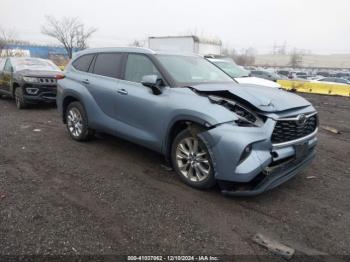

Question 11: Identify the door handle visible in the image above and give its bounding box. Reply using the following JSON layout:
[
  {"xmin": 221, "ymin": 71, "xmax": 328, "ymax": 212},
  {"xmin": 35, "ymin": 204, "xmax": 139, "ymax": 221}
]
[
  {"xmin": 117, "ymin": 88, "xmax": 128, "ymax": 95},
  {"xmin": 82, "ymin": 79, "xmax": 90, "ymax": 85}
]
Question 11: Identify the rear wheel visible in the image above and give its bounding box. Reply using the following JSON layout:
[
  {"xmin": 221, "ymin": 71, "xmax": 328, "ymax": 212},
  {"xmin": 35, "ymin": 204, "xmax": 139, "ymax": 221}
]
[
  {"xmin": 15, "ymin": 87, "xmax": 27, "ymax": 109},
  {"xmin": 65, "ymin": 101, "xmax": 95, "ymax": 141},
  {"xmin": 171, "ymin": 129, "xmax": 216, "ymax": 189}
]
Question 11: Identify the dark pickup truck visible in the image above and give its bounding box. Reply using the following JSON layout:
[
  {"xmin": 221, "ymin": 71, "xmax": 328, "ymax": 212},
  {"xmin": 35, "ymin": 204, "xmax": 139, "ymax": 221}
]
[{"xmin": 0, "ymin": 57, "xmax": 62, "ymax": 109}]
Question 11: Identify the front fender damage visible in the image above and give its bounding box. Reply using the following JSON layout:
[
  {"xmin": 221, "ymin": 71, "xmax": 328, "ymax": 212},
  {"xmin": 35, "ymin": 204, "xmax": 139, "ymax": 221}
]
[{"xmin": 195, "ymin": 120, "xmax": 276, "ymax": 195}]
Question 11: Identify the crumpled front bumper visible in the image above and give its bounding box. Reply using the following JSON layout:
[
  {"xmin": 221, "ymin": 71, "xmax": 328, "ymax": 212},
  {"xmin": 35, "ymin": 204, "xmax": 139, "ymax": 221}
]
[
  {"xmin": 199, "ymin": 117, "xmax": 317, "ymax": 196},
  {"xmin": 221, "ymin": 151, "xmax": 315, "ymax": 196}
]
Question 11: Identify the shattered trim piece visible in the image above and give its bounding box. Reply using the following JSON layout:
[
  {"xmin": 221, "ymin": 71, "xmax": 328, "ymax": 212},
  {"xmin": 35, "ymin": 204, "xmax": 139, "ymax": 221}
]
[{"xmin": 252, "ymin": 233, "xmax": 295, "ymax": 260}]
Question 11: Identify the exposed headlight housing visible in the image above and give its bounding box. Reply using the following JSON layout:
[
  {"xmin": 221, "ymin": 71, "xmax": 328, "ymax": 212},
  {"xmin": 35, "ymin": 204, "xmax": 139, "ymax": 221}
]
[
  {"xmin": 208, "ymin": 95, "xmax": 264, "ymax": 127},
  {"xmin": 22, "ymin": 76, "xmax": 40, "ymax": 83}
]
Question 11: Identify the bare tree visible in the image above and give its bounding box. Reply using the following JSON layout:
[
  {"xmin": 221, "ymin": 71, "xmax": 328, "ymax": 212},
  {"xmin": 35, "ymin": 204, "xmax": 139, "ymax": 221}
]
[
  {"xmin": 234, "ymin": 47, "xmax": 256, "ymax": 66},
  {"xmin": 221, "ymin": 46, "xmax": 256, "ymax": 66},
  {"xmin": 41, "ymin": 16, "xmax": 97, "ymax": 58},
  {"xmin": 221, "ymin": 47, "xmax": 236, "ymax": 57},
  {"xmin": 0, "ymin": 27, "xmax": 17, "ymax": 56}
]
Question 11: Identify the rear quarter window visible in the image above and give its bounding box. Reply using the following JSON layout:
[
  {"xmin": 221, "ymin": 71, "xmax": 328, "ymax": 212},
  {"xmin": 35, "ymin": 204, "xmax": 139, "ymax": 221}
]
[
  {"xmin": 92, "ymin": 53, "xmax": 123, "ymax": 79},
  {"xmin": 72, "ymin": 54, "xmax": 94, "ymax": 72}
]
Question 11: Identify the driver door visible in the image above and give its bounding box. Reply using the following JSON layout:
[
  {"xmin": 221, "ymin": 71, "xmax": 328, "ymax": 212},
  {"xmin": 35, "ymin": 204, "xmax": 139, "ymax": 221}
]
[
  {"xmin": 0, "ymin": 58, "xmax": 12, "ymax": 94},
  {"xmin": 112, "ymin": 53, "xmax": 167, "ymax": 150}
]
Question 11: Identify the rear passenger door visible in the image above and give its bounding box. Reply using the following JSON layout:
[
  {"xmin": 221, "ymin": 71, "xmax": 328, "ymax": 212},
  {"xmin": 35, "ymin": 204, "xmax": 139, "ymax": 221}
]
[
  {"xmin": 85, "ymin": 53, "xmax": 124, "ymax": 119},
  {"xmin": 71, "ymin": 52, "xmax": 124, "ymax": 120}
]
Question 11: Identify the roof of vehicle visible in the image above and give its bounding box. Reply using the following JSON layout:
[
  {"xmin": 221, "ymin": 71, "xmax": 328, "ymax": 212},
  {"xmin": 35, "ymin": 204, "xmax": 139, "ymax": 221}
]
[
  {"xmin": 207, "ymin": 58, "xmax": 229, "ymax": 63},
  {"xmin": 74, "ymin": 47, "xmax": 201, "ymax": 58}
]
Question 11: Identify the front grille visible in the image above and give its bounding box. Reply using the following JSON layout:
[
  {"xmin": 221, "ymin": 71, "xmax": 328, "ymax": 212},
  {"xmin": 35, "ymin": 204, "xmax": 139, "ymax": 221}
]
[
  {"xmin": 271, "ymin": 114, "xmax": 318, "ymax": 144},
  {"xmin": 38, "ymin": 85, "xmax": 57, "ymax": 92}
]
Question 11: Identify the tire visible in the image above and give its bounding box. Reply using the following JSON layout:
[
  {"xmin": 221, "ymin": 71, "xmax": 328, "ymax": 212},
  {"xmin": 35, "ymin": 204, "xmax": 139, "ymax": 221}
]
[
  {"xmin": 65, "ymin": 101, "xmax": 95, "ymax": 141},
  {"xmin": 15, "ymin": 87, "xmax": 27, "ymax": 109},
  {"xmin": 171, "ymin": 128, "xmax": 216, "ymax": 189}
]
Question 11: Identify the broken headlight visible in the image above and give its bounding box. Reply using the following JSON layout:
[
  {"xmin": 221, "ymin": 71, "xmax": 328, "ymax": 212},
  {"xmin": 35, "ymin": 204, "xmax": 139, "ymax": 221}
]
[
  {"xmin": 208, "ymin": 95, "xmax": 264, "ymax": 127},
  {"xmin": 22, "ymin": 76, "xmax": 40, "ymax": 83}
]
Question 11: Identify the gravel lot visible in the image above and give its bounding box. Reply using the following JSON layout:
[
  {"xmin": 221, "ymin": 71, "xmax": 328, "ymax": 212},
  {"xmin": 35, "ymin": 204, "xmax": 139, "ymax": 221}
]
[{"xmin": 0, "ymin": 93, "xmax": 349, "ymax": 258}]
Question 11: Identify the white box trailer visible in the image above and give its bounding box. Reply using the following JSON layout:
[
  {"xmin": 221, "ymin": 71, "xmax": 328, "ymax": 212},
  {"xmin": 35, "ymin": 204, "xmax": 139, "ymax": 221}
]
[{"xmin": 148, "ymin": 36, "xmax": 222, "ymax": 56}]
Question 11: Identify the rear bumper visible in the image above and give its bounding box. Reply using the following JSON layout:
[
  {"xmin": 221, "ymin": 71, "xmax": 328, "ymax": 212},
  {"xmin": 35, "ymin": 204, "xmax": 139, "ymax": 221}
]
[{"xmin": 221, "ymin": 150, "xmax": 315, "ymax": 196}]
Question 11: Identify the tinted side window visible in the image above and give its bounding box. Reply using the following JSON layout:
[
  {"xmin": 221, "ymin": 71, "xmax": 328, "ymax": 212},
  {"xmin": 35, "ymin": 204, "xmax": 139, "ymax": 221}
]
[
  {"xmin": 72, "ymin": 54, "xmax": 94, "ymax": 72},
  {"xmin": 4, "ymin": 59, "xmax": 12, "ymax": 72},
  {"xmin": 124, "ymin": 54, "xmax": 160, "ymax": 83},
  {"xmin": 93, "ymin": 53, "xmax": 123, "ymax": 79},
  {"xmin": 0, "ymin": 59, "xmax": 5, "ymax": 71}
]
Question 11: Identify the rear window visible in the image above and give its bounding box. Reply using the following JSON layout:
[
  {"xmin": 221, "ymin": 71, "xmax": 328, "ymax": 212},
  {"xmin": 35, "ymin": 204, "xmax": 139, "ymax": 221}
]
[
  {"xmin": 72, "ymin": 54, "xmax": 94, "ymax": 72},
  {"xmin": 92, "ymin": 53, "xmax": 123, "ymax": 79}
]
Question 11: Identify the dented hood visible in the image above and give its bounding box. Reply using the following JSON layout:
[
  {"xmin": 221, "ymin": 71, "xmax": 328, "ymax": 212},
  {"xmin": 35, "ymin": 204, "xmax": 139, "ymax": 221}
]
[
  {"xmin": 191, "ymin": 83, "xmax": 311, "ymax": 112},
  {"xmin": 18, "ymin": 69, "xmax": 60, "ymax": 78}
]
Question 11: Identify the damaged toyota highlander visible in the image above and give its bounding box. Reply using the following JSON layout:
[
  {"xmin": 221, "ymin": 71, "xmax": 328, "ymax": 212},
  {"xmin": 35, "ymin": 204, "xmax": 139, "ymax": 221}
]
[{"xmin": 57, "ymin": 47, "xmax": 318, "ymax": 196}]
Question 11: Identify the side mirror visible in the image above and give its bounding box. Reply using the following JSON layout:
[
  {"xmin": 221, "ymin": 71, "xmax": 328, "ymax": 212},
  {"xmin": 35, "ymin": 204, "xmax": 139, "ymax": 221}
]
[{"xmin": 141, "ymin": 75, "xmax": 163, "ymax": 95}]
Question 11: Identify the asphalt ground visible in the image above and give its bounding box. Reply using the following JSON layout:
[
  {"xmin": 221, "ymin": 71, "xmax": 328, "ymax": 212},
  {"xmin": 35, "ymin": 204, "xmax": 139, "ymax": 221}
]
[{"xmin": 0, "ymin": 93, "xmax": 349, "ymax": 260}]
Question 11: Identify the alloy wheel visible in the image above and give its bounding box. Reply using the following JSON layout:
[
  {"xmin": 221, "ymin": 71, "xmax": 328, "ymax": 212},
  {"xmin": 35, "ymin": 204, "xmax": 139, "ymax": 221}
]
[
  {"xmin": 15, "ymin": 95, "xmax": 20, "ymax": 108},
  {"xmin": 175, "ymin": 137, "xmax": 211, "ymax": 182},
  {"xmin": 67, "ymin": 107, "xmax": 83, "ymax": 137}
]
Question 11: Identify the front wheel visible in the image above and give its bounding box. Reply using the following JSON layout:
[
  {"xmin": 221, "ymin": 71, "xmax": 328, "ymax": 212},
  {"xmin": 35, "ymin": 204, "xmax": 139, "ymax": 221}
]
[
  {"xmin": 65, "ymin": 101, "xmax": 95, "ymax": 141},
  {"xmin": 15, "ymin": 88, "xmax": 27, "ymax": 109},
  {"xmin": 171, "ymin": 129, "xmax": 216, "ymax": 189}
]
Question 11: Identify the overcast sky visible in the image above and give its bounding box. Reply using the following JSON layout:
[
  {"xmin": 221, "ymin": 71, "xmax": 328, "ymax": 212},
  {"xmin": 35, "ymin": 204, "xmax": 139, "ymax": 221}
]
[{"xmin": 1, "ymin": 0, "xmax": 349, "ymax": 54}]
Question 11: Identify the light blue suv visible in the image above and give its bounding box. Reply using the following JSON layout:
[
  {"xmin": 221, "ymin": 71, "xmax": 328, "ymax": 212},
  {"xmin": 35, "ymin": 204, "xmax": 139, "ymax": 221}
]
[{"xmin": 57, "ymin": 47, "xmax": 318, "ymax": 196}]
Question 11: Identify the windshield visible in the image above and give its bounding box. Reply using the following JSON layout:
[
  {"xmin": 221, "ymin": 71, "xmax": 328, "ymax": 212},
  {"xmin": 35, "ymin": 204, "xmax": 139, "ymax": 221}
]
[
  {"xmin": 212, "ymin": 60, "xmax": 250, "ymax": 78},
  {"xmin": 156, "ymin": 55, "xmax": 234, "ymax": 85},
  {"xmin": 12, "ymin": 58, "xmax": 61, "ymax": 72}
]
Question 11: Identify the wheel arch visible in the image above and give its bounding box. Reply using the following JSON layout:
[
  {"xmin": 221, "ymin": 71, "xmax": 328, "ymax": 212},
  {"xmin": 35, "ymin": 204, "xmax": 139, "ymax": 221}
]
[
  {"xmin": 164, "ymin": 118, "xmax": 211, "ymax": 162},
  {"xmin": 62, "ymin": 95, "xmax": 81, "ymax": 123},
  {"xmin": 12, "ymin": 82, "xmax": 20, "ymax": 98}
]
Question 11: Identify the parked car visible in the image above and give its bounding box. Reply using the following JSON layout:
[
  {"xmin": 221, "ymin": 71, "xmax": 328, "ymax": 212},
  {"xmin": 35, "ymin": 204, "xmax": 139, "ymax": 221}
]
[
  {"xmin": 250, "ymin": 70, "xmax": 283, "ymax": 82},
  {"xmin": 316, "ymin": 77, "xmax": 350, "ymax": 85},
  {"xmin": 207, "ymin": 58, "xmax": 282, "ymax": 89},
  {"xmin": 316, "ymin": 71, "xmax": 330, "ymax": 77},
  {"xmin": 294, "ymin": 72, "xmax": 308, "ymax": 79},
  {"xmin": 277, "ymin": 70, "xmax": 291, "ymax": 78},
  {"xmin": 57, "ymin": 47, "xmax": 318, "ymax": 196},
  {"xmin": 334, "ymin": 72, "xmax": 350, "ymax": 78},
  {"xmin": 0, "ymin": 57, "xmax": 62, "ymax": 109}
]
